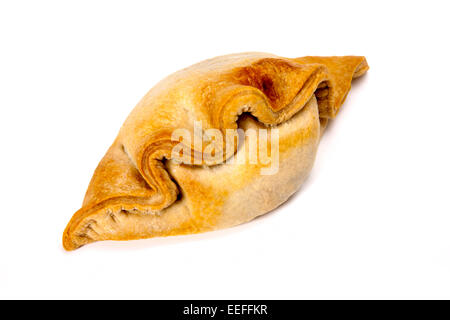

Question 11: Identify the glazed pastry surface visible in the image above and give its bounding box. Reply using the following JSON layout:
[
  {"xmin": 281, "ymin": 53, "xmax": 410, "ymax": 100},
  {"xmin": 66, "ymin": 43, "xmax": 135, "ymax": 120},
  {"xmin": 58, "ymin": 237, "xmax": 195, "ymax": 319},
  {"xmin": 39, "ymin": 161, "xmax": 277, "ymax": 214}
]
[{"xmin": 63, "ymin": 52, "xmax": 369, "ymax": 250}]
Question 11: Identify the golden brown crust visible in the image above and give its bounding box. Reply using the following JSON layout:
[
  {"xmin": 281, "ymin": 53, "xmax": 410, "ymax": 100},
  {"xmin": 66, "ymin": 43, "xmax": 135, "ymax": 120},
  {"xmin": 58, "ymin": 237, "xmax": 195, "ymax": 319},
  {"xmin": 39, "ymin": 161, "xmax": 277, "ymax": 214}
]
[{"xmin": 63, "ymin": 52, "xmax": 368, "ymax": 250}]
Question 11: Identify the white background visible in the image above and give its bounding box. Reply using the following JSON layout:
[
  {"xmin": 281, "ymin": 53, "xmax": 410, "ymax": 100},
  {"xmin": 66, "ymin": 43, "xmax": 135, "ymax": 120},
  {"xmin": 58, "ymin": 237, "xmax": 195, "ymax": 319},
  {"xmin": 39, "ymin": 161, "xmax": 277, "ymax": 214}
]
[{"xmin": 1, "ymin": 0, "xmax": 449, "ymax": 299}]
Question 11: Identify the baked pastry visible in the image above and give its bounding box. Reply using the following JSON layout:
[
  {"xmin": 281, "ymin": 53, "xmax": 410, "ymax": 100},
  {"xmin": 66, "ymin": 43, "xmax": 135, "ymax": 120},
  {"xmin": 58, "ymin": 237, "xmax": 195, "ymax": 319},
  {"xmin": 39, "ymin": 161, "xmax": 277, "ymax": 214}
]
[{"xmin": 63, "ymin": 52, "xmax": 368, "ymax": 250}]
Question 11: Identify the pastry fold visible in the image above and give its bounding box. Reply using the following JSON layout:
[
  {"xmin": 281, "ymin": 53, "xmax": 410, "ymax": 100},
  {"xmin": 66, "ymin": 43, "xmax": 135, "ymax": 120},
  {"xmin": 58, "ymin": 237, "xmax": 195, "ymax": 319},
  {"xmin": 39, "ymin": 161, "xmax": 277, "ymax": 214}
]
[{"xmin": 63, "ymin": 52, "xmax": 368, "ymax": 250}]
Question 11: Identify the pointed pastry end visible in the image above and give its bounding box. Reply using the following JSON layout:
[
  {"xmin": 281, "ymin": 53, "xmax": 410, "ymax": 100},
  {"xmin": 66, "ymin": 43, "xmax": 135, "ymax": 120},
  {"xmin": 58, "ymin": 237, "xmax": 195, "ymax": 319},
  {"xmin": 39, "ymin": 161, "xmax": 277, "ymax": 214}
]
[
  {"xmin": 62, "ymin": 231, "xmax": 78, "ymax": 251},
  {"xmin": 62, "ymin": 222, "xmax": 96, "ymax": 251},
  {"xmin": 353, "ymin": 56, "xmax": 369, "ymax": 78},
  {"xmin": 63, "ymin": 229, "xmax": 85, "ymax": 251}
]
